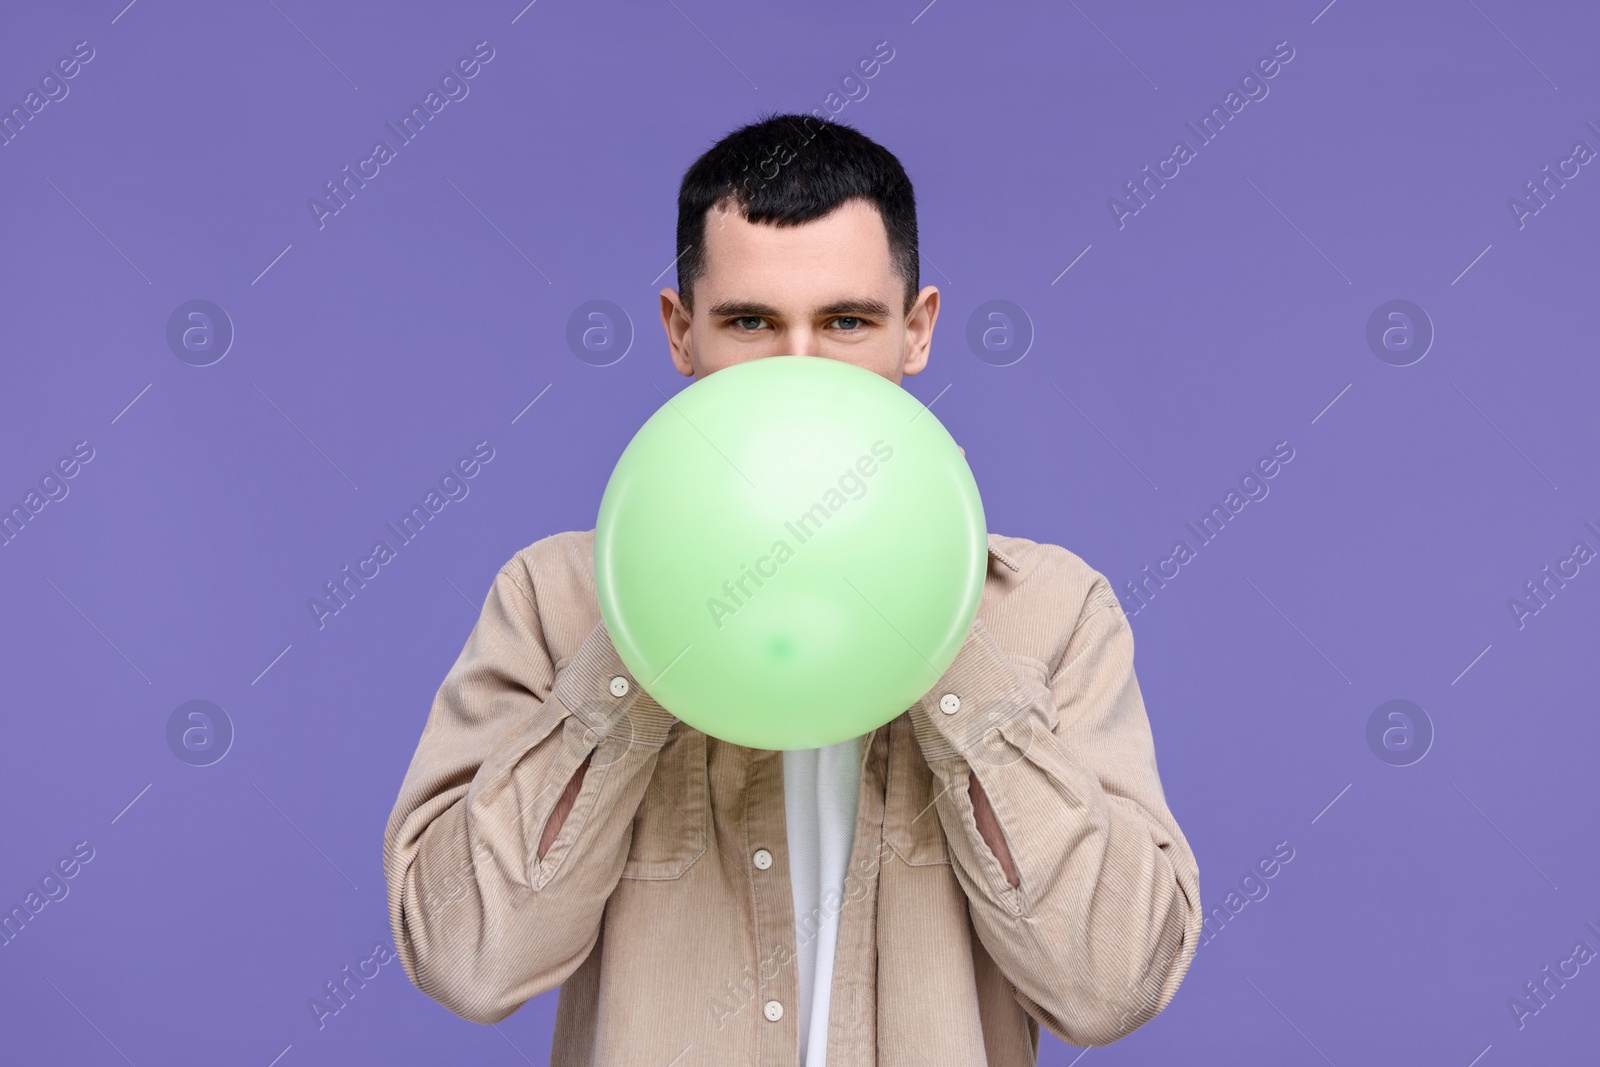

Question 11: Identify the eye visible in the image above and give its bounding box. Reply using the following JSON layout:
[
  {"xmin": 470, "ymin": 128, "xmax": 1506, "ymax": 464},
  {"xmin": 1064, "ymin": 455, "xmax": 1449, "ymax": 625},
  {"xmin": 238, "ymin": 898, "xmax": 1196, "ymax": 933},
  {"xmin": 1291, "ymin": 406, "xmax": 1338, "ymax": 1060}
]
[
  {"xmin": 731, "ymin": 316, "xmax": 767, "ymax": 331},
  {"xmin": 832, "ymin": 316, "xmax": 866, "ymax": 331}
]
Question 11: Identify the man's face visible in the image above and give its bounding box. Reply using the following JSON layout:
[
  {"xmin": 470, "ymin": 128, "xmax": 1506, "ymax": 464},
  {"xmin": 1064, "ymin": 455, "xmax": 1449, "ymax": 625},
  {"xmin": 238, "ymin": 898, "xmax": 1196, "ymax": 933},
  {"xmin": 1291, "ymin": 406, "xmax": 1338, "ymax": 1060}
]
[{"xmin": 659, "ymin": 196, "xmax": 939, "ymax": 385}]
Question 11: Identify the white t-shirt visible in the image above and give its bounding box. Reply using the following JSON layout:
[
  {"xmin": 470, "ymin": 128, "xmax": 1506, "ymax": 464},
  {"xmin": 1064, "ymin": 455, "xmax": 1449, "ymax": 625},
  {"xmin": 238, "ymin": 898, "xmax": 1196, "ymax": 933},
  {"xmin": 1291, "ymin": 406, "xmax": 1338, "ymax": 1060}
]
[{"xmin": 781, "ymin": 735, "xmax": 864, "ymax": 1066}]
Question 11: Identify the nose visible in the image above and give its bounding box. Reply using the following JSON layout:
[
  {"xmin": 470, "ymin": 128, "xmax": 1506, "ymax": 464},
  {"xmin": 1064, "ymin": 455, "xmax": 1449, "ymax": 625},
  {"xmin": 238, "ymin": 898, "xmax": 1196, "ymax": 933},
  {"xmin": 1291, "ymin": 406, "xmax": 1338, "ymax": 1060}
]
[{"xmin": 786, "ymin": 326, "xmax": 823, "ymax": 358}]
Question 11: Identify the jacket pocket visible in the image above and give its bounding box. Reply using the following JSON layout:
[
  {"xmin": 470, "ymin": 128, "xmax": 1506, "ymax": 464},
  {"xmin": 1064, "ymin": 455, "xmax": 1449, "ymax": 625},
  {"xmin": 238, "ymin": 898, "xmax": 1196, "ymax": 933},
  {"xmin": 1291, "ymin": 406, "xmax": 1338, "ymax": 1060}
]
[
  {"xmin": 882, "ymin": 713, "xmax": 951, "ymax": 867},
  {"xmin": 620, "ymin": 722, "xmax": 710, "ymax": 880}
]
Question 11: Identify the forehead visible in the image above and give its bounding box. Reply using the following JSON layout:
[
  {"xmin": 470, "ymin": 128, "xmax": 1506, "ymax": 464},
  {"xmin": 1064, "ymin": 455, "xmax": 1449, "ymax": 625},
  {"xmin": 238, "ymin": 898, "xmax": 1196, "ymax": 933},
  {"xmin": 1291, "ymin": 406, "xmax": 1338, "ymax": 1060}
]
[{"xmin": 698, "ymin": 197, "xmax": 894, "ymax": 299}]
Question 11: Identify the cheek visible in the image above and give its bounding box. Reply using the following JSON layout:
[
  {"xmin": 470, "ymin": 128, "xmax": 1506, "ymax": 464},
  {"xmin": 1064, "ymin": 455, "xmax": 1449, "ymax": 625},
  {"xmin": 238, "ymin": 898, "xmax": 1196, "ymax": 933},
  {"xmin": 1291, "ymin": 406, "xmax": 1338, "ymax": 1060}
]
[
  {"xmin": 862, "ymin": 320, "xmax": 908, "ymax": 363},
  {"xmin": 823, "ymin": 341, "xmax": 903, "ymax": 382},
  {"xmin": 692, "ymin": 342, "xmax": 766, "ymax": 377}
]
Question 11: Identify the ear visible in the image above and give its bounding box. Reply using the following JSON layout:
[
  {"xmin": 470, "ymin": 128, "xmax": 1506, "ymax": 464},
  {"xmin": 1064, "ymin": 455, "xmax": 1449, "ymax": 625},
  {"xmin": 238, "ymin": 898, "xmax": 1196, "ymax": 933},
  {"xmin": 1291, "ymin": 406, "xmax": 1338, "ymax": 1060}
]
[
  {"xmin": 901, "ymin": 285, "xmax": 939, "ymax": 377},
  {"xmin": 659, "ymin": 288, "xmax": 695, "ymax": 377}
]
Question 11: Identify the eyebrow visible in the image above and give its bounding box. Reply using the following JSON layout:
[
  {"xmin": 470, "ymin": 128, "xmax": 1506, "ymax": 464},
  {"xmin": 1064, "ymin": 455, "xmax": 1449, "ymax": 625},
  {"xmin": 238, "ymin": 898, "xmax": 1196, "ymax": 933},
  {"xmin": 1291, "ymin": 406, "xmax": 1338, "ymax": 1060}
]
[{"xmin": 706, "ymin": 297, "xmax": 895, "ymax": 319}]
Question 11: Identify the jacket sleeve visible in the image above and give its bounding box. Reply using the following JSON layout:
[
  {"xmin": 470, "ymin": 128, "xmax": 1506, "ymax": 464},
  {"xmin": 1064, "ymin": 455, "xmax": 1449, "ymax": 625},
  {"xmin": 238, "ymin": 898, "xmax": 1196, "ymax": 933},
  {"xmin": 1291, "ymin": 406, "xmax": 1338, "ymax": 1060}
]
[
  {"xmin": 382, "ymin": 555, "xmax": 678, "ymax": 1024},
  {"xmin": 906, "ymin": 573, "xmax": 1202, "ymax": 1048}
]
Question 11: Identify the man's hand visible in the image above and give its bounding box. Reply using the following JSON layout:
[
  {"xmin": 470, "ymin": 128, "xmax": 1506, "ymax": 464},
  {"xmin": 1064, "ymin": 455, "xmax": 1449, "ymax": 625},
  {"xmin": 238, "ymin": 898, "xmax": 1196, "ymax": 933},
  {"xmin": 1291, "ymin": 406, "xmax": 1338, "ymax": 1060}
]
[
  {"xmin": 538, "ymin": 752, "xmax": 592, "ymax": 860},
  {"xmin": 969, "ymin": 771, "xmax": 1019, "ymax": 888}
]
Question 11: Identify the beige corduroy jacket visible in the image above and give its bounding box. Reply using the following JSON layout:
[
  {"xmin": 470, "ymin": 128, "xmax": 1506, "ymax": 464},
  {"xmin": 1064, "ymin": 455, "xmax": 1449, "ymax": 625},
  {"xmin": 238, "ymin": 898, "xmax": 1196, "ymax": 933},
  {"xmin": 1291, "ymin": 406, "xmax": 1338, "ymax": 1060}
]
[{"xmin": 383, "ymin": 528, "xmax": 1202, "ymax": 1065}]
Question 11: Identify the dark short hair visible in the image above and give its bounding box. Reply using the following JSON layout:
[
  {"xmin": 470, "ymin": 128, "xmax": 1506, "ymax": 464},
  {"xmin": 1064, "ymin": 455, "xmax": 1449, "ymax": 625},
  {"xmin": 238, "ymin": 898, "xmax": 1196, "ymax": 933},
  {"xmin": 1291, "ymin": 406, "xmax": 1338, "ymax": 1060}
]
[{"xmin": 674, "ymin": 112, "xmax": 920, "ymax": 317}]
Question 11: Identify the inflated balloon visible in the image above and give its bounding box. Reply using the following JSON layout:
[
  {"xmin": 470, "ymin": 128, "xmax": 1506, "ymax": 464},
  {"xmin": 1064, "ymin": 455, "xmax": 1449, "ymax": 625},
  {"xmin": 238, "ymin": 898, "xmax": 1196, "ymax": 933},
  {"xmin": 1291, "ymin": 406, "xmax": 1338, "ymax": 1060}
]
[{"xmin": 594, "ymin": 355, "xmax": 986, "ymax": 749}]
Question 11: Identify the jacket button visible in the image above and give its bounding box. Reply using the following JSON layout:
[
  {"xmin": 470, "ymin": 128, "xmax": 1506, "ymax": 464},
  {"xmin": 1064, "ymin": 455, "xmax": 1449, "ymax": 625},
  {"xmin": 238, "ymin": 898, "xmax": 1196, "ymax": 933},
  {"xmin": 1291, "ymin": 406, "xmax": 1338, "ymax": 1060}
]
[
  {"xmin": 752, "ymin": 849, "xmax": 772, "ymax": 870},
  {"xmin": 763, "ymin": 1000, "xmax": 784, "ymax": 1021},
  {"xmin": 939, "ymin": 693, "xmax": 961, "ymax": 715},
  {"xmin": 609, "ymin": 676, "xmax": 630, "ymax": 697}
]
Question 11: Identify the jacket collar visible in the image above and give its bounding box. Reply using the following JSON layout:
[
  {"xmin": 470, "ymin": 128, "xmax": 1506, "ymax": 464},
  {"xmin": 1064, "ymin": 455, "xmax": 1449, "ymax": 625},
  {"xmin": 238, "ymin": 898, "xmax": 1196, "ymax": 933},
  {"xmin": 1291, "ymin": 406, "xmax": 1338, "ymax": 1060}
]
[{"xmin": 987, "ymin": 535, "xmax": 1020, "ymax": 573}]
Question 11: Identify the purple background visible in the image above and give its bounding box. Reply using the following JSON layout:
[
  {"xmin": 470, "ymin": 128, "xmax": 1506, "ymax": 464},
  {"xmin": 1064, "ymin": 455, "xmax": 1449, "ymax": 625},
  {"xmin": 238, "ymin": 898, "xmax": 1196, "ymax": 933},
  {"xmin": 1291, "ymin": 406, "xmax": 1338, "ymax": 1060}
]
[{"xmin": 3, "ymin": 0, "xmax": 1598, "ymax": 1063}]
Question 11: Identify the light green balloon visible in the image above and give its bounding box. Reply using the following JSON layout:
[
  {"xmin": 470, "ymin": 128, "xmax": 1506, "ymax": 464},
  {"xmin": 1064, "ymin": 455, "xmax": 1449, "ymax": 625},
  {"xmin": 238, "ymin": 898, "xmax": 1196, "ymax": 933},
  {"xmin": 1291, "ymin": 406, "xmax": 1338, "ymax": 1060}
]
[{"xmin": 595, "ymin": 355, "xmax": 986, "ymax": 749}]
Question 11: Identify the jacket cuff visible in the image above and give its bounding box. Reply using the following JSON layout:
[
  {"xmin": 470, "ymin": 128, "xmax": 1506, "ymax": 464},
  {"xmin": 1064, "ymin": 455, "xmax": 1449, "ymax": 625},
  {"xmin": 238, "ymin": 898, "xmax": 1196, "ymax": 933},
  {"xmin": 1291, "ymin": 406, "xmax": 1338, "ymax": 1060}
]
[
  {"xmin": 551, "ymin": 618, "xmax": 680, "ymax": 748},
  {"xmin": 908, "ymin": 617, "xmax": 1034, "ymax": 765}
]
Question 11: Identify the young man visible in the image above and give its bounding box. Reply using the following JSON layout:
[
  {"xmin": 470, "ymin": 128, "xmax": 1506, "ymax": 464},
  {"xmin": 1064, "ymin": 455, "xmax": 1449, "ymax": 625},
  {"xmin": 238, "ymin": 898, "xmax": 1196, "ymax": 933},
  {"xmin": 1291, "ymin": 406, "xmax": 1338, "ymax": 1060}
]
[{"xmin": 384, "ymin": 114, "xmax": 1202, "ymax": 1066}]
